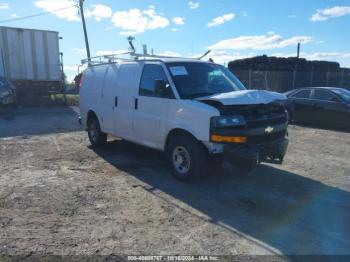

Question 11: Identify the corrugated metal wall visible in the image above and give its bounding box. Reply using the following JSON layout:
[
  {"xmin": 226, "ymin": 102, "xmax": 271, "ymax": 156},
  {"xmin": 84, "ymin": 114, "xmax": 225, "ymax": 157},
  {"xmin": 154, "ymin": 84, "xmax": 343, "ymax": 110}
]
[{"xmin": 0, "ymin": 26, "xmax": 61, "ymax": 81}]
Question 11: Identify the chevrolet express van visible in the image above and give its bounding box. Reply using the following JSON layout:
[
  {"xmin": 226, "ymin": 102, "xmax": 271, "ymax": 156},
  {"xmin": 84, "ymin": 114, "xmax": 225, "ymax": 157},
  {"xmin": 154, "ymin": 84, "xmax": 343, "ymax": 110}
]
[{"xmin": 79, "ymin": 58, "xmax": 289, "ymax": 181}]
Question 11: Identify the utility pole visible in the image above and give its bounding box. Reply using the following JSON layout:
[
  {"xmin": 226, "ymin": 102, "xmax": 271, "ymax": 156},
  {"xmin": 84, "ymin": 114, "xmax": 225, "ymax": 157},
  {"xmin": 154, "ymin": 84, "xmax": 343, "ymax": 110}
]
[
  {"xmin": 79, "ymin": 0, "xmax": 91, "ymax": 63},
  {"xmin": 60, "ymin": 52, "xmax": 64, "ymax": 81},
  {"xmin": 297, "ymin": 42, "xmax": 300, "ymax": 58}
]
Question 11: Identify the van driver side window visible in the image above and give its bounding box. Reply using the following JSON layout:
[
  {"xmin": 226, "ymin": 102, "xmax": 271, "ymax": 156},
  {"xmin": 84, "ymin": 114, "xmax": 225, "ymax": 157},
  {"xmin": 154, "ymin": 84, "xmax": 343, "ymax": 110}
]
[{"xmin": 139, "ymin": 64, "xmax": 170, "ymax": 97}]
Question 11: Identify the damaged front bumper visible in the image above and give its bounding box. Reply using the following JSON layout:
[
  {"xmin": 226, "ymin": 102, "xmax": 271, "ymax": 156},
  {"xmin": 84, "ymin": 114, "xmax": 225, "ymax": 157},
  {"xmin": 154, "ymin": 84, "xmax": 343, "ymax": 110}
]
[{"xmin": 224, "ymin": 137, "xmax": 289, "ymax": 170}]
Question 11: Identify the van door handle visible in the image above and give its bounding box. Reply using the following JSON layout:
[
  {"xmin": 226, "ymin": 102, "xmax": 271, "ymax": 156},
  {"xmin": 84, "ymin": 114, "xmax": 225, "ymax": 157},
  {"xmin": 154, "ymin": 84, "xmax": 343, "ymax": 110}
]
[
  {"xmin": 134, "ymin": 98, "xmax": 138, "ymax": 110},
  {"xmin": 115, "ymin": 96, "xmax": 118, "ymax": 107}
]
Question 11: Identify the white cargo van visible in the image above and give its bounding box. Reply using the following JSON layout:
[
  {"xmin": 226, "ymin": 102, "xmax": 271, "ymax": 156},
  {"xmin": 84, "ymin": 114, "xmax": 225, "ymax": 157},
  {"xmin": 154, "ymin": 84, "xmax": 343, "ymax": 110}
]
[{"xmin": 79, "ymin": 56, "xmax": 289, "ymax": 181}]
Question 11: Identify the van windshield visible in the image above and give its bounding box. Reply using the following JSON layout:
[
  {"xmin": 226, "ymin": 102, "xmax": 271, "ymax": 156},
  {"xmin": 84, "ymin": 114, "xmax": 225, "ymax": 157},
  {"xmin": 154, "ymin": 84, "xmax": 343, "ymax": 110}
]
[{"xmin": 166, "ymin": 62, "xmax": 246, "ymax": 99}]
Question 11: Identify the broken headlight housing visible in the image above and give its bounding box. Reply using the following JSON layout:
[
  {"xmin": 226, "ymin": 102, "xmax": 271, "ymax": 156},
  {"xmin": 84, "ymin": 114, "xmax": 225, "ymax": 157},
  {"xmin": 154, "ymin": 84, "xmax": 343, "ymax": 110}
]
[{"xmin": 211, "ymin": 115, "xmax": 246, "ymax": 128}]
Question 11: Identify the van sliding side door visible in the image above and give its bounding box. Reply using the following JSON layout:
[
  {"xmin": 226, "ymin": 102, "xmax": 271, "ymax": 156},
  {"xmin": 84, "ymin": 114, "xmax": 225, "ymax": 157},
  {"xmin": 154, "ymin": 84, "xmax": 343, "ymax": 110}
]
[
  {"xmin": 100, "ymin": 65, "xmax": 117, "ymax": 134},
  {"xmin": 112, "ymin": 63, "xmax": 140, "ymax": 140}
]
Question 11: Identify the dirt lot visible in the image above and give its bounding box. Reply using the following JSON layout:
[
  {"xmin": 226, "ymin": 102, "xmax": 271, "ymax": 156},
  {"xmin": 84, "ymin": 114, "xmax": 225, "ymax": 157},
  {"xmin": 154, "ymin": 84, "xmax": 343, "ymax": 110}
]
[{"xmin": 1, "ymin": 107, "xmax": 350, "ymax": 257}]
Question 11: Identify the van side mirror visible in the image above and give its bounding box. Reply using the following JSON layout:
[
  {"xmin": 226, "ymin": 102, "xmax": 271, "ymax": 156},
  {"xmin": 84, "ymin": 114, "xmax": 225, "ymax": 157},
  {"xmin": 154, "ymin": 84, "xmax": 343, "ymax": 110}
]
[{"xmin": 154, "ymin": 79, "xmax": 170, "ymax": 97}]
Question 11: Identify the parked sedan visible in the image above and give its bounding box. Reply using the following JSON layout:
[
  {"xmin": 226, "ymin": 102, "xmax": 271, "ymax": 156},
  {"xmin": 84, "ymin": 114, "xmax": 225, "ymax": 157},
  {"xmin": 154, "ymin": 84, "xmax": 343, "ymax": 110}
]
[{"xmin": 285, "ymin": 87, "xmax": 350, "ymax": 129}]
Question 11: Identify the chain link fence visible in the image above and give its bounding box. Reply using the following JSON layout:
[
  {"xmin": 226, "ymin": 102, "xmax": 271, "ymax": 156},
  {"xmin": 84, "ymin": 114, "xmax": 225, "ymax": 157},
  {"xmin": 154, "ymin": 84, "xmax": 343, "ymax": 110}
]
[
  {"xmin": 231, "ymin": 68, "xmax": 350, "ymax": 93},
  {"xmin": 228, "ymin": 56, "xmax": 350, "ymax": 92}
]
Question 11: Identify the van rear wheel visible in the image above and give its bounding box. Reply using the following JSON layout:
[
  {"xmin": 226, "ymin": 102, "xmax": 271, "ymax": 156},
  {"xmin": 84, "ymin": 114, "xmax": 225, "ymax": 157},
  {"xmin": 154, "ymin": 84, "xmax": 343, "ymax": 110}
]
[
  {"xmin": 166, "ymin": 135, "xmax": 208, "ymax": 181},
  {"xmin": 87, "ymin": 116, "xmax": 107, "ymax": 147}
]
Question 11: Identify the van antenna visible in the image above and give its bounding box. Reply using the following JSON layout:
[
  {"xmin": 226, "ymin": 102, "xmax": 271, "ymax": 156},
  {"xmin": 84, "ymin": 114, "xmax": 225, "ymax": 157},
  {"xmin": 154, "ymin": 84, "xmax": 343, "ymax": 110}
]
[
  {"xmin": 198, "ymin": 50, "xmax": 211, "ymax": 60},
  {"xmin": 127, "ymin": 36, "xmax": 136, "ymax": 53}
]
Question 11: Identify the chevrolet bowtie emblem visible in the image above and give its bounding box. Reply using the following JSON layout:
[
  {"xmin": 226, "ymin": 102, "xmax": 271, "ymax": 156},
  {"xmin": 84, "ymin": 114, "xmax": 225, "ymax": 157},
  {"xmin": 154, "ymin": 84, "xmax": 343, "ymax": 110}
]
[{"xmin": 265, "ymin": 126, "xmax": 274, "ymax": 134}]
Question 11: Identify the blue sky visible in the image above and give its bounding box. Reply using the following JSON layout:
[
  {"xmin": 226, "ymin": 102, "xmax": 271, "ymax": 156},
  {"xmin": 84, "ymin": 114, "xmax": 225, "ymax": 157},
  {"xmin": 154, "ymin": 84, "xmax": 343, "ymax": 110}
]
[{"xmin": 1, "ymin": 0, "xmax": 350, "ymax": 81}]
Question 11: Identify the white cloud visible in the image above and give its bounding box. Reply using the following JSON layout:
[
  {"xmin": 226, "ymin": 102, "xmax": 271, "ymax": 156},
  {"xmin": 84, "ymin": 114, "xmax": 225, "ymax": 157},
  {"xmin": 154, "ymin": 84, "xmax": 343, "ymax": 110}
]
[
  {"xmin": 172, "ymin": 17, "xmax": 185, "ymax": 25},
  {"xmin": 188, "ymin": 1, "xmax": 199, "ymax": 9},
  {"xmin": 34, "ymin": 0, "xmax": 79, "ymax": 21},
  {"xmin": 64, "ymin": 64, "xmax": 82, "ymax": 82},
  {"xmin": 207, "ymin": 13, "xmax": 235, "ymax": 27},
  {"xmin": 203, "ymin": 51, "xmax": 350, "ymax": 67},
  {"xmin": 171, "ymin": 28, "xmax": 178, "ymax": 32},
  {"xmin": 10, "ymin": 14, "xmax": 18, "ymax": 18},
  {"xmin": 271, "ymin": 52, "xmax": 350, "ymax": 68},
  {"xmin": 303, "ymin": 52, "xmax": 350, "ymax": 60},
  {"xmin": 85, "ymin": 4, "xmax": 112, "ymax": 21},
  {"xmin": 206, "ymin": 50, "xmax": 254, "ymax": 65},
  {"xmin": 95, "ymin": 50, "xmax": 129, "ymax": 56},
  {"xmin": 70, "ymin": 48, "xmax": 86, "ymax": 55},
  {"xmin": 111, "ymin": 7, "xmax": 169, "ymax": 35},
  {"xmin": 242, "ymin": 11, "xmax": 248, "ymax": 17},
  {"xmin": 158, "ymin": 51, "xmax": 182, "ymax": 57},
  {"xmin": 64, "ymin": 65, "xmax": 78, "ymax": 72},
  {"xmin": 0, "ymin": 3, "xmax": 9, "ymax": 9},
  {"xmin": 310, "ymin": 6, "xmax": 350, "ymax": 22},
  {"xmin": 208, "ymin": 33, "xmax": 313, "ymax": 50}
]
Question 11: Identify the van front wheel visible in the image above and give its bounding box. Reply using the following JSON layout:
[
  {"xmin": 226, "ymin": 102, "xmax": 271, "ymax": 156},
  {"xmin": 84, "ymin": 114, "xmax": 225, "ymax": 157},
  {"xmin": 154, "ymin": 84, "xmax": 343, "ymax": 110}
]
[
  {"xmin": 166, "ymin": 135, "xmax": 208, "ymax": 181},
  {"xmin": 87, "ymin": 116, "xmax": 107, "ymax": 147}
]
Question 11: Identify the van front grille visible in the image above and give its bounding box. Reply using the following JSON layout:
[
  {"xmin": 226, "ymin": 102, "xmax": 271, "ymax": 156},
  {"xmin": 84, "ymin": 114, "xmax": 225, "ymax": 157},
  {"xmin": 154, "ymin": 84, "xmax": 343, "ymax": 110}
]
[
  {"xmin": 248, "ymin": 130, "xmax": 286, "ymax": 145},
  {"xmin": 246, "ymin": 114, "xmax": 287, "ymax": 129}
]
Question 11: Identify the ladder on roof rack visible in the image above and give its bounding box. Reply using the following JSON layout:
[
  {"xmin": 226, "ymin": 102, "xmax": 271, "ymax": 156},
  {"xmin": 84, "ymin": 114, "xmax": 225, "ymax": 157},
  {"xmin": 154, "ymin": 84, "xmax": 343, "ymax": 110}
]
[{"xmin": 81, "ymin": 50, "xmax": 212, "ymax": 66}]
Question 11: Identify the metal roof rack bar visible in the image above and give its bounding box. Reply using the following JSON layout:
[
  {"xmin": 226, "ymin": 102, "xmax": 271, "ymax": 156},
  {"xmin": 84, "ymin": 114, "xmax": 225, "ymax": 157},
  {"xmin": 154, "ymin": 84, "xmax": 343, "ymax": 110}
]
[{"xmin": 81, "ymin": 50, "xmax": 212, "ymax": 66}]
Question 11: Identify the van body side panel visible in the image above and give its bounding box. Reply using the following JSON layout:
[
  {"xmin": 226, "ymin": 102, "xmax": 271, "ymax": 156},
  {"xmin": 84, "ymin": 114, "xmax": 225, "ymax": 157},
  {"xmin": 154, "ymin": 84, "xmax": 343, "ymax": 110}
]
[
  {"xmin": 100, "ymin": 64, "xmax": 118, "ymax": 134},
  {"xmin": 164, "ymin": 100, "xmax": 220, "ymax": 148},
  {"xmin": 112, "ymin": 62, "xmax": 140, "ymax": 140},
  {"xmin": 133, "ymin": 96, "xmax": 170, "ymax": 149},
  {"xmin": 80, "ymin": 65, "xmax": 108, "ymax": 127}
]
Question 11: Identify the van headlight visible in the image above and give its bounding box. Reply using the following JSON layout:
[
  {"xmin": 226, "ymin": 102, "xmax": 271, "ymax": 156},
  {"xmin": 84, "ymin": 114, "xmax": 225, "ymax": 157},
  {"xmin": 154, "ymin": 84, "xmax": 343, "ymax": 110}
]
[{"xmin": 211, "ymin": 115, "xmax": 246, "ymax": 128}]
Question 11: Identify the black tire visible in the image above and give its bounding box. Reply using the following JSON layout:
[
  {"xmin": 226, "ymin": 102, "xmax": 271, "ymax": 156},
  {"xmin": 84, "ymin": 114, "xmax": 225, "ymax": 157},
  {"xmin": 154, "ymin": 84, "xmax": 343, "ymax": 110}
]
[
  {"xmin": 165, "ymin": 135, "xmax": 208, "ymax": 181},
  {"xmin": 87, "ymin": 116, "xmax": 107, "ymax": 147}
]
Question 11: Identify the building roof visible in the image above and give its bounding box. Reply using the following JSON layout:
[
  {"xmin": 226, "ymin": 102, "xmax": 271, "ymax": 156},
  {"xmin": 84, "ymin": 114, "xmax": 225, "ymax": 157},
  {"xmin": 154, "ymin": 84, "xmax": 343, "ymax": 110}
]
[{"xmin": 0, "ymin": 25, "xmax": 59, "ymax": 34}]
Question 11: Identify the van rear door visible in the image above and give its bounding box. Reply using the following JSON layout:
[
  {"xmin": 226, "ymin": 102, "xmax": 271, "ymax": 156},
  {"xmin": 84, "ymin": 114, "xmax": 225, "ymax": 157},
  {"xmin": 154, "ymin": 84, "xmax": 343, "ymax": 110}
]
[{"xmin": 112, "ymin": 62, "xmax": 141, "ymax": 140}]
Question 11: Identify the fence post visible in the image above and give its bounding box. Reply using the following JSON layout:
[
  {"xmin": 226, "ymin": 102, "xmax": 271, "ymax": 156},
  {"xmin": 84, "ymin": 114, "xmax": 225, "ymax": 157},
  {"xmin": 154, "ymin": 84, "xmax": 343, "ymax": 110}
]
[
  {"xmin": 326, "ymin": 67, "xmax": 330, "ymax": 86},
  {"xmin": 310, "ymin": 66, "xmax": 314, "ymax": 87},
  {"xmin": 292, "ymin": 69, "xmax": 296, "ymax": 89},
  {"xmin": 249, "ymin": 66, "xmax": 252, "ymax": 89}
]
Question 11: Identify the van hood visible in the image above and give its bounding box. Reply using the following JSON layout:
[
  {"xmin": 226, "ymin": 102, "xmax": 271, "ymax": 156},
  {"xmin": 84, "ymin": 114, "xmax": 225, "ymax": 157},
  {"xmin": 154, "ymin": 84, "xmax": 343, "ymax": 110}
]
[{"xmin": 195, "ymin": 90, "xmax": 287, "ymax": 106}]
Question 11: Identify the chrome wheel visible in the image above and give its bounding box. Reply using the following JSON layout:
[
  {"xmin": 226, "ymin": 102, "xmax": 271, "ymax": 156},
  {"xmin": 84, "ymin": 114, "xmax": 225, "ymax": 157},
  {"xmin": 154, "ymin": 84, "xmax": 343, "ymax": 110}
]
[{"xmin": 172, "ymin": 146, "xmax": 191, "ymax": 174}]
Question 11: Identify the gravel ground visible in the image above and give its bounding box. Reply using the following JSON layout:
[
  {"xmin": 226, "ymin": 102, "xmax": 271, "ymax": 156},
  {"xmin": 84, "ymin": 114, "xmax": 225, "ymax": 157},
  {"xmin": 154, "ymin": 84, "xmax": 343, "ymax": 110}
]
[{"xmin": 0, "ymin": 107, "xmax": 350, "ymax": 258}]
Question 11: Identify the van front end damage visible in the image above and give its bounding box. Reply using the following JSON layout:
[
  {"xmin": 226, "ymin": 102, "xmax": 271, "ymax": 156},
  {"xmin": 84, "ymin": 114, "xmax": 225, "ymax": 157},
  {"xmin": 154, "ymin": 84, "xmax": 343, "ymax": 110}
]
[
  {"xmin": 223, "ymin": 135, "xmax": 289, "ymax": 170},
  {"xmin": 208, "ymin": 101, "xmax": 289, "ymax": 170}
]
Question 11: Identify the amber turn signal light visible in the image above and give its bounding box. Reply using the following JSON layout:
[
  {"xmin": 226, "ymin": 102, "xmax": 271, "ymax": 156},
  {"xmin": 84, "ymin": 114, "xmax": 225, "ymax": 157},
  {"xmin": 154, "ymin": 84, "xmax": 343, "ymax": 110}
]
[{"xmin": 211, "ymin": 135, "xmax": 247, "ymax": 143}]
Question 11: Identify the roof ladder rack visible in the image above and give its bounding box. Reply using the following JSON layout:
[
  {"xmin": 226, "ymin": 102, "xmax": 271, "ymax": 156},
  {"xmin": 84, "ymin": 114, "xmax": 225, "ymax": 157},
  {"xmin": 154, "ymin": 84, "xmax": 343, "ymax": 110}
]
[{"xmin": 81, "ymin": 50, "xmax": 212, "ymax": 66}]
